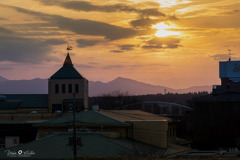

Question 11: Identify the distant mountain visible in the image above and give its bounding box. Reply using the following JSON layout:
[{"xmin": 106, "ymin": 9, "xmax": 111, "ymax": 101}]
[
  {"xmin": 0, "ymin": 76, "xmax": 212, "ymax": 96},
  {"xmin": 0, "ymin": 75, "xmax": 8, "ymax": 82},
  {"xmin": 89, "ymin": 77, "xmax": 212, "ymax": 96}
]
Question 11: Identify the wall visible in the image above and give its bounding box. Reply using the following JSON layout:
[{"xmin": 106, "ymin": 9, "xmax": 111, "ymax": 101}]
[
  {"xmin": 48, "ymin": 78, "xmax": 88, "ymax": 112},
  {"xmin": 130, "ymin": 120, "xmax": 168, "ymax": 148}
]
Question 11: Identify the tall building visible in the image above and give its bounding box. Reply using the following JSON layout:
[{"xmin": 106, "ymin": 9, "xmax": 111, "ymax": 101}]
[
  {"xmin": 49, "ymin": 53, "xmax": 88, "ymax": 113},
  {"xmin": 218, "ymin": 60, "xmax": 240, "ymax": 93},
  {"xmin": 190, "ymin": 58, "xmax": 240, "ymax": 149}
]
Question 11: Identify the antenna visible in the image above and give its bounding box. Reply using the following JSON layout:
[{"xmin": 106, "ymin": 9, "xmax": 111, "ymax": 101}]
[{"xmin": 228, "ymin": 49, "xmax": 231, "ymax": 61}]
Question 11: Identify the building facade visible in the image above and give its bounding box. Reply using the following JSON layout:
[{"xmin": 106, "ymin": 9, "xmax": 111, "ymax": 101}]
[
  {"xmin": 213, "ymin": 60, "xmax": 240, "ymax": 93},
  {"xmin": 48, "ymin": 53, "xmax": 88, "ymax": 113}
]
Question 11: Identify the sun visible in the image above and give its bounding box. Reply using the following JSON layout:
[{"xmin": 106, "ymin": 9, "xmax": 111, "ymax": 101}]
[
  {"xmin": 152, "ymin": 22, "xmax": 180, "ymax": 37},
  {"xmin": 154, "ymin": 0, "xmax": 191, "ymax": 8}
]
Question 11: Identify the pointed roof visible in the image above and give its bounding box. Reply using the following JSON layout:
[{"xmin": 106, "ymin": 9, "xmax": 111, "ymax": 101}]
[
  {"xmin": 50, "ymin": 53, "xmax": 84, "ymax": 79},
  {"xmin": 63, "ymin": 53, "xmax": 73, "ymax": 66}
]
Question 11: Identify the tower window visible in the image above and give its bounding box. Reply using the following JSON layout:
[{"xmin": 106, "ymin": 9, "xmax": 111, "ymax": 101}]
[
  {"xmin": 75, "ymin": 84, "xmax": 79, "ymax": 93},
  {"xmin": 55, "ymin": 84, "xmax": 59, "ymax": 93},
  {"xmin": 69, "ymin": 84, "xmax": 72, "ymax": 93},
  {"xmin": 62, "ymin": 84, "xmax": 65, "ymax": 93}
]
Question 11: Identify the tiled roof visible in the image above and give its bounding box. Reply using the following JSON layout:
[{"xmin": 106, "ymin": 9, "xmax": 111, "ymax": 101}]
[
  {"xmin": 0, "ymin": 133, "xmax": 136, "ymax": 159},
  {"xmin": 36, "ymin": 110, "xmax": 127, "ymax": 126}
]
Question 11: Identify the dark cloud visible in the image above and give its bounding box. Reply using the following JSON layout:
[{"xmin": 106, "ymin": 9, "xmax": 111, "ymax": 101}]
[
  {"xmin": 168, "ymin": 15, "xmax": 179, "ymax": 20},
  {"xmin": 5, "ymin": 23, "xmax": 60, "ymax": 32},
  {"xmin": 222, "ymin": 9, "xmax": 240, "ymax": 15},
  {"xmin": 119, "ymin": 45, "xmax": 135, "ymax": 51},
  {"xmin": 143, "ymin": 37, "xmax": 181, "ymax": 49},
  {"xmin": 130, "ymin": 15, "xmax": 178, "ymax": 29},
  {"xmin": 0, "ymin": 26, "xmax": 13, "ymax": 34},
  {"xmin": 76, "ymin": 39, "xmax": 101, "ymax": 48},
  {"xmin": 130, "ymin": 17, "xmax": 160, "ymax": 28},
  {"xmin": 0, "ymin": 17, "xmax": 8, "ymax": 21},
  {"xmin": 110, "ymin": 50, "xmax": 124, "ymax": 53},
  {"xmin": 0, "ymin": 35, "xmax": 65, "ymax": 63},
  {"xmin": 139, "ymin": 8, "xmax": 165, "ymax": 17},
  {"xmin": 110, "ymin": 45, "xmax": 136, "ymax": 53},
  {"xmin": 4, "ymin": 22, "xmax": 73, "ymax": 37},
  {"xmin": 38, "ymin": 0, "xmax": 165, "ymax": 17},
  {"xmin": 14, "ymin": 6, "xmax": 137, "ymax": 40},
  {"xmin": 60, "ymin": 1, "xmax": 138, "ymax": 13},
  {"xmin": 17, "ymin": 31, "xmax": 72, "ymax": 37}
]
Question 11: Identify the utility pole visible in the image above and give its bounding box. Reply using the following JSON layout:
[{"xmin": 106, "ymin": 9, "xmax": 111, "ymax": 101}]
[{"xmin": 72, "ymin": 93, "xmax": 77, "ymax": 160}]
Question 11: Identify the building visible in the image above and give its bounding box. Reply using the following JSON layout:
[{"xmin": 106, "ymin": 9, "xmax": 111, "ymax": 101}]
[
  {"xmin": 188, "ymin": 59, "xmax": 240, "ymax": 149},
  {"xmin": 213, "ymin": 59, "xmax": 240, "ymax": 94},
  {"xmin": 49, "ymin": 53, "xmax": 88, "ymax": 113},
  {"xmin": 35, "ymin": 110, "xmax": 177, "ymax": 148},
  {"xmin": 0, "ymin": 52, "xmax": 88, "ymax": 116},
  {"xmin": 0, "ymin": 110, "xmax": 190, "ymax": 159},
  {"xmin": 0, "ymin": 50, "xmax": 191, "ymax": 158}
]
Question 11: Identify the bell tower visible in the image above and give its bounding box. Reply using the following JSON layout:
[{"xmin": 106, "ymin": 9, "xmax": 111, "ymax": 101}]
[{"xmin": 48, "ymin": 47, "xmax": 88, "ymax": 113}]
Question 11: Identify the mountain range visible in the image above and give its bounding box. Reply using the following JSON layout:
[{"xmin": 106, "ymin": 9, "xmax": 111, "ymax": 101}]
[{"xmin": 0, "ymin": 76, "xmax": 212, "ymax": 96}]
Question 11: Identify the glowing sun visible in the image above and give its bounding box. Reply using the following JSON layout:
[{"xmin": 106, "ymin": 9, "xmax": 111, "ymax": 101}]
[{"xmin": 152, "ymin": 22, "xmax": 180, "ymax": 37}]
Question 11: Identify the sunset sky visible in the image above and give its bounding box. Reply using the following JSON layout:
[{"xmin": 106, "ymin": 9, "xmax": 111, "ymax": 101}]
[{"xmin": 0, "ymin": 0, "xmax": 240, "ymax": 89}]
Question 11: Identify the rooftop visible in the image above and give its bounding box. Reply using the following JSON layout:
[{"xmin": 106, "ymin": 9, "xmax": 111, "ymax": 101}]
[
  {"xmin": 50, "ymin": 53, "xmax": 84, "ymax": 79},
  {"xmin": 36, "ymin": 110, "xmax": 128, "ymax": 127},
  {"xmin": 99, "ymin": 110, "xmax": 173, "ymax": 122},
  {"xmin": 0, "ymin": 132, "xmax": 136, "ymax": 159},
  {"xmin": 0, "ymin": 94, "xmax": 48, "ymax": 109}
]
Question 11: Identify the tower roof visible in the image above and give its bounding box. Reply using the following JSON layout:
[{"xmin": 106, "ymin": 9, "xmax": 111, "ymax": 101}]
[
  {"xmin": 50, "ymin": 53, "xmax": 84, "ymax": 79},
  {"xmin": 63, "ymin": 53, "xmax": 73, "ymax": 66}
]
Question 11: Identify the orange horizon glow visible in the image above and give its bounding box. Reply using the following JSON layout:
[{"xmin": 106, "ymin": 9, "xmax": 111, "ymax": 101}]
[{"xmin": 0, "ymin": 0, "xmax": 238, "ymax": 89}]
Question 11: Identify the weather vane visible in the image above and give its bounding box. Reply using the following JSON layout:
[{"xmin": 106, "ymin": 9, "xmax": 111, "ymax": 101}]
[
  {"xmin": 228, "ymin": 49, "xmax": 232, "ymax": 61},
  {"xmin": 67, "ymin": 43, "xmax": 73, "ymax": 54}
]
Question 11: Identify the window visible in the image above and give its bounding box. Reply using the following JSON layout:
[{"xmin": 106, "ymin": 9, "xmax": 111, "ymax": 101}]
[
  {"xmin": 62, "ymin": 84, "xmax": 65, "ymax": 93},
  {"xmin": 75, "ymin": 84, "xmax": 79, "ymax": 93},
  {"xmin": 55, "ymin": 84, "xmax": 59, "ymax": 93},
  {"xmin": 68, "ymin": 84, "xmax": 72, "ymax": 93}
]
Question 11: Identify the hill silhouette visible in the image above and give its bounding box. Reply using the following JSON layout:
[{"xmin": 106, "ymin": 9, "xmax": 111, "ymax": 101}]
[{"xmin": 0, "ymin": 76, "xmax": 212, "ymax": 96}]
